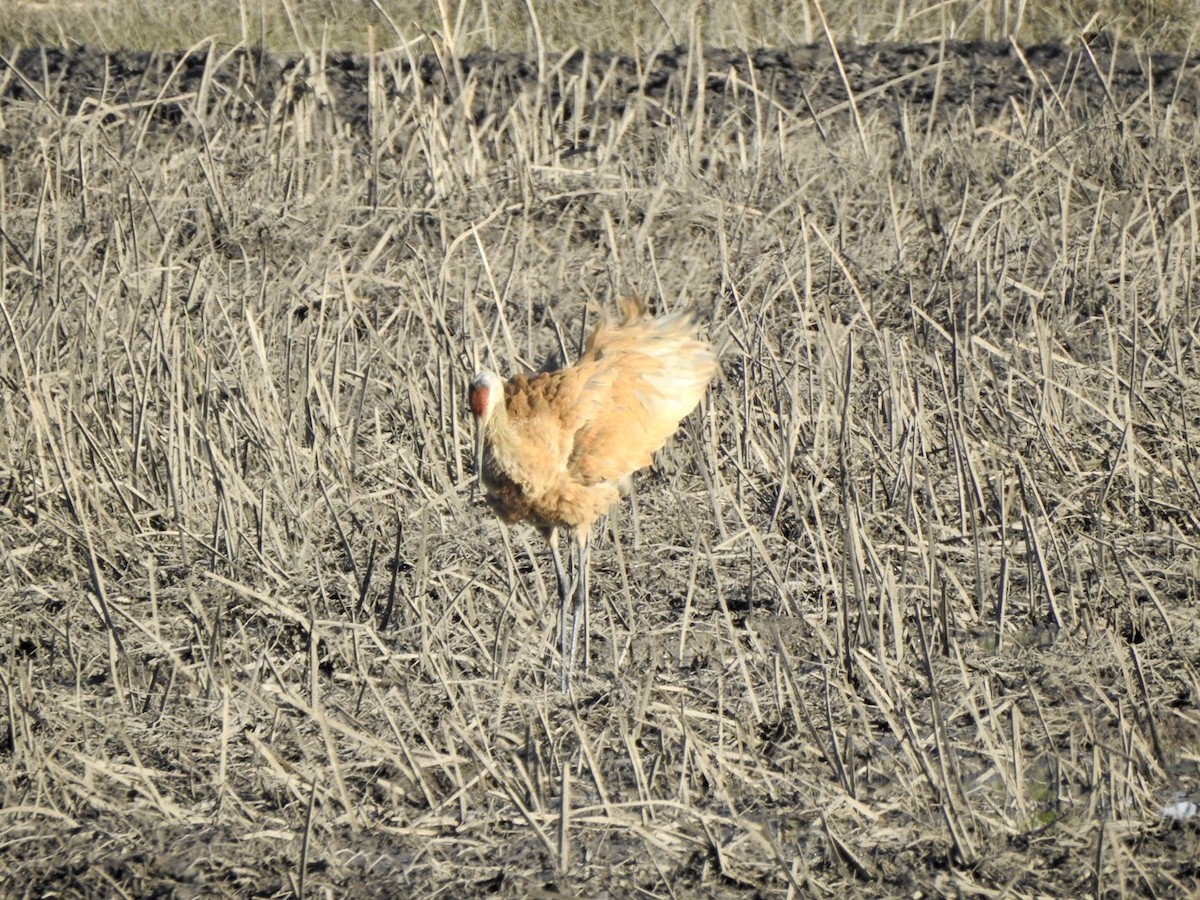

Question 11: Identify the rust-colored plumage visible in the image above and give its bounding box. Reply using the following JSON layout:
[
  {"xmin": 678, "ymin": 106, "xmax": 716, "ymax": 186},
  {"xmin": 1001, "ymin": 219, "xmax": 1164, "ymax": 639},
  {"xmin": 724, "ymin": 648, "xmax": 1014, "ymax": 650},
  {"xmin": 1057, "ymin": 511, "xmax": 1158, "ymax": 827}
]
[{"xmin": 470, "ymin": 297, "xmax": 717, "ymax": 690}]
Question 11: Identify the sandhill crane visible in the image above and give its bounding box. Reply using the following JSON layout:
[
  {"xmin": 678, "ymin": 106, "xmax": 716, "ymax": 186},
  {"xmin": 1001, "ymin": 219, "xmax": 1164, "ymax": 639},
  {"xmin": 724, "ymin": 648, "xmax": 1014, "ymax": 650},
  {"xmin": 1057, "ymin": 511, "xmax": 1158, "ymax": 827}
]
[{"xmin": 469, "ymin": 297, "xmax": 717, "ymax": 690}]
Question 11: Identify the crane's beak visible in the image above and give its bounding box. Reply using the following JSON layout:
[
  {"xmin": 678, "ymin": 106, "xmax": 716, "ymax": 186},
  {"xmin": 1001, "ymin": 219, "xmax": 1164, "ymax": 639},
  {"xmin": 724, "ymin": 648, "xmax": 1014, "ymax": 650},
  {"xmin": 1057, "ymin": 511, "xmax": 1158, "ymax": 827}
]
[{"xmin": 472, "ymin": 418, "xmax": 484, "ymax": 500}]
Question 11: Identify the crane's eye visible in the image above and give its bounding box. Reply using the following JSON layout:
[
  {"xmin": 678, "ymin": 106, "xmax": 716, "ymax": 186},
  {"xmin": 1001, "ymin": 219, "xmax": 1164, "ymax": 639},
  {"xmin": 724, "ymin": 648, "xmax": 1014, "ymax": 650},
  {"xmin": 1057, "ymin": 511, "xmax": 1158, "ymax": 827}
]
[{"xmin": 469, "ymin": 384, "xmax": 489, "ymax": 418}]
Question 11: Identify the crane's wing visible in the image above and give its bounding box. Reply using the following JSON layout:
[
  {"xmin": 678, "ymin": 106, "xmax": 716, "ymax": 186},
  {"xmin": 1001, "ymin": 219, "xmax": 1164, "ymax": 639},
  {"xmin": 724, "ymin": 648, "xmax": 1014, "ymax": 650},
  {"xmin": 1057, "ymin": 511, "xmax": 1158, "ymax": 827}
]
[{"xmin": 562, "ymin": 298, "xmax": 717, "ymax": 484}]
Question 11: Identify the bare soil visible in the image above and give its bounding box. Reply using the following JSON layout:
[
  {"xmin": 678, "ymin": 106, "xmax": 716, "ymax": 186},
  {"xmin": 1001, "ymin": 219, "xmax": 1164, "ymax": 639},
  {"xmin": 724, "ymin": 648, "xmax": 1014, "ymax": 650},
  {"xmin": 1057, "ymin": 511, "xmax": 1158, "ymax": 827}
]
[{"xmin": 7, "ymin": 38, "xmax": 1199, "ymax": 134}]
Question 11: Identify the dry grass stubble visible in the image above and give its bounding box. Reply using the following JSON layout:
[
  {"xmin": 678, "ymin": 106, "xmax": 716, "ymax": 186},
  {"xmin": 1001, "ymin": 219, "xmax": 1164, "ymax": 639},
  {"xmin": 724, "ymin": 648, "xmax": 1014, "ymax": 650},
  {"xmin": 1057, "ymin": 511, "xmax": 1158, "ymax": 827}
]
[{"xmin": 2, "ymin": 40, "xmax": 1200, "ymax": 897}]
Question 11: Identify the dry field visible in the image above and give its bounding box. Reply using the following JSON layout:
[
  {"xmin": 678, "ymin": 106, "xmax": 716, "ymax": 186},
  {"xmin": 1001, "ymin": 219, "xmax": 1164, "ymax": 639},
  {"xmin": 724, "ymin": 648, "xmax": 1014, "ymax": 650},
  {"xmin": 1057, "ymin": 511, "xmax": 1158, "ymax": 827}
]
[{"xmin": 3, "ymin": 25, "xmax": 1200, "ymax": 900}]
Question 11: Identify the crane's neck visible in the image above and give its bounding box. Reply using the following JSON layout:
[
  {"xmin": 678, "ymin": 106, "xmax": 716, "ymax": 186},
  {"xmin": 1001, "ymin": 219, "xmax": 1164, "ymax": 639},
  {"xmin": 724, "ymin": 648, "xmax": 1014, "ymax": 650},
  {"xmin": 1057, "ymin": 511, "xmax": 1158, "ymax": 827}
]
[{"xmin": 478, "ymin": 403, "xmax": 517, "ymax": 464}]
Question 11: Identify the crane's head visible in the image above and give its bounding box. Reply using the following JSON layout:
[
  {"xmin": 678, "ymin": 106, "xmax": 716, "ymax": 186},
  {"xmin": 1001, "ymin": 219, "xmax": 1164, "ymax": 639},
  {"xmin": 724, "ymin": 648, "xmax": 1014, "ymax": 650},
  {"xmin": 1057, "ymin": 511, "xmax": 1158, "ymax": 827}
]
[
  {"xmin": 469, "ymin": 371, "xmax": 503, "ymax": 486},
  {"xmin": 468, "ymin": 370, "xmax": 503, "ymax": 423}
]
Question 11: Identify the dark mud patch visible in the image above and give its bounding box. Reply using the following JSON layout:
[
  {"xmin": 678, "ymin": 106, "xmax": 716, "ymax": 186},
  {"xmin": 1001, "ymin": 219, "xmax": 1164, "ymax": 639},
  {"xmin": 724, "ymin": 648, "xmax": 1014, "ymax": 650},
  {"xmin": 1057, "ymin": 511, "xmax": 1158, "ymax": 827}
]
[{"xmin": 4, "ymin": 38, "xmax": 1199, "ymax": 137}]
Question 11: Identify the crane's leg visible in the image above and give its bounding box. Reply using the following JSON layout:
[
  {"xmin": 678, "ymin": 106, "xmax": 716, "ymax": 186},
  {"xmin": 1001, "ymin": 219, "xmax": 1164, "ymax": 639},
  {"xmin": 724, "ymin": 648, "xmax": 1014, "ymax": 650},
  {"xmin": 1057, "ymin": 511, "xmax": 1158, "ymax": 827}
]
[
  {"xmin": 562, "ymin": 531, "xmax": 591, "ymax": 691},
  {"xmin": 547, "ymin": 528, "xmax": 572, "ymax": 686}
]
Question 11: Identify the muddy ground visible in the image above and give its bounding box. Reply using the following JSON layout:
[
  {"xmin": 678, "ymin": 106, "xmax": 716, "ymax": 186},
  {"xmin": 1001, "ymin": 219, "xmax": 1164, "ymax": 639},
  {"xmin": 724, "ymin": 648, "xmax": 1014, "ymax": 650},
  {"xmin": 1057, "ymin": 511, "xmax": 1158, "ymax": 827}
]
[{"xmin": 5, "ymin": 38, "xmax": 1198, "ymax": 136}]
